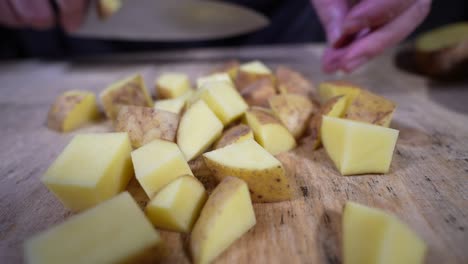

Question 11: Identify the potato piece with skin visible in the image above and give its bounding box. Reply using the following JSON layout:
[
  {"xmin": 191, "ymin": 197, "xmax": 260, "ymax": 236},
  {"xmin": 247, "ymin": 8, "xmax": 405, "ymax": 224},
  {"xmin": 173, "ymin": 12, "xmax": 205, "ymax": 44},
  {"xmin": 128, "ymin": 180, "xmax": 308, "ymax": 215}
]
[
  {"xmin": 318, "ymin": 81, "xmax": 361, "ymax": 107},
  {"xmin": 145, "ymin": 175, "xmax": 207, "ymax": 233},
  {"xmin": 153, "ymin": 97, "xmax": 186, "ymax": 115},
  {"xmin": 177, "ymin": 100, "xmax": 223, "ymax": 161},
  {"xmin": 199, "ymin": 81, "xmax": 248, "ymax": 125},
  {"xmin": 97, "ymin": 0, "xmax": 122, "ymax": 19},
  {"xmin": 190, "ymin": 177, "xmax": 256, "ymax": 264},
  {"xmin": 303, "ymin": 95, "xmax": 347, "ymax": 149},
  {"xmin": 214, "ymin": 124, "xmax": 253, "ymax": 149},
  {"xmin": 47, "ymin": 90, "xmax": 99, "ymax": 132},
  {"xmin": 196, "ymin": 73, "xmax": 234, "ymax": 89},
  {"xmin": 269, "ymin": 94, "xmax": 318, "ymax": 139},
  {"xmin": 211, "ymin": 60, "xmax": 240, "ymax": 80},
  {"xmin": 156, "ymin": 73, "xmax": 191, "ymax": 99},
  {"xmin": 344, "ymin": 90, "xmax": 396, "ymax": 127},
  {"xmin": 188, "ymin": 157, "xmax": 218, "ymax": 193},
  {"xmin": 114, "ymin": 105, "xmax": 179, "ymax": 148},
  {"xmin": 100, "ymin": 74, "xmax": 153, "ymax": 119},
  {"xmin": 321, "ymin": 116, "xmax": 399, "ymax": 175},
  {"xmin": 245, "ymin": 107, "xmax": 296, "ymax": 155},
  {"xmin": 131, "ymin": 139, "xmax": 194, "ymax": 198},
  {"xmin": 24, "ymin": 192, "xmax": 161, "ymax": 264},
  {"xmin": 343, "ymin": 201, "xmax": 427, "ymax": 264},
  {"xmin": 203, "ymin": 139, "xmax": 292, "ymax": 202},
  {"xmin": 42, "ymin": 133, "xmax": 133, "ymax": 211},
  {"xmin": 275, "ymin": 66, "xmax": 315, "ymax": 96},
  {"xmin": 236, "ymin": 60, "xmax": 275, "ymax": 92},
  {"xmin": 240, "ymin": 78, "xmax": 276, "ymax": 107}
]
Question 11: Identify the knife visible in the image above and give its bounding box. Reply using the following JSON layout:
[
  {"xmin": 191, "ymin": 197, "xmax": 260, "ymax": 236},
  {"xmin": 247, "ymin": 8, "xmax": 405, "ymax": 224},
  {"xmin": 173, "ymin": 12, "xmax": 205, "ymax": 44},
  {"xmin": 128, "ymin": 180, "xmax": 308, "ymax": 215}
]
[{"xmin": 72, "ymin": 0, "xmax": 270, "ymax": 41}]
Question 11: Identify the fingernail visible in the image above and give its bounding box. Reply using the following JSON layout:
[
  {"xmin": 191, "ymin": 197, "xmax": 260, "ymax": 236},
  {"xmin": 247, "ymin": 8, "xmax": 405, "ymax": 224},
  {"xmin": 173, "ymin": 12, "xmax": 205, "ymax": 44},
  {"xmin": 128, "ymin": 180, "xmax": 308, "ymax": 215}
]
[{"xmin": 343, "ymin": 57, "xmax": 368, "ymax": 72}]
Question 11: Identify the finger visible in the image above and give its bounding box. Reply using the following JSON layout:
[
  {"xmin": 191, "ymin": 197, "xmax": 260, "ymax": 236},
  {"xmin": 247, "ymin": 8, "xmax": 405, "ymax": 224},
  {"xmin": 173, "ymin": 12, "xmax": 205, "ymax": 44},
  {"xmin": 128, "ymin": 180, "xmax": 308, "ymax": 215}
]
[
  {"xmin": 342, "ymin": 0, "xmax": 416, "ymax": 36},
  {"xmin": 311, "ymin": 0, "xmax": 349, "ymax": 46},
  {"xmin": 9, "ymin": 0, "xmax": 54, "ymax": 29},
  {"xmin": 0, "ymin": 0, "xmax": 25, "ymax": 27},
  {"xmin": 338, "ymin": 0, "xmax": 431, "ymax": 72},
  {"xmin": 322, "ymin": 47, "xmax": 347, "ymax": 73},
  {"xmin": 56, "ymin": 0, "xmax": 88, "ymax": 32}
]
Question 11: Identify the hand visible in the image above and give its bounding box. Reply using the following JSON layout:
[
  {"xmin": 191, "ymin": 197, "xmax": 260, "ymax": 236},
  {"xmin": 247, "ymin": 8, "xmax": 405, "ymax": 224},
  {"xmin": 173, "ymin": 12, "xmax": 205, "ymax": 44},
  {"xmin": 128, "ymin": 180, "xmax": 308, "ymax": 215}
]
[
  {"xmin": 312, "ymin": 0, "xmax": 431, "ymax": 73},
  {"xmin": 0, "ymin": 0, "xmax": 88, "ymax": 32}
]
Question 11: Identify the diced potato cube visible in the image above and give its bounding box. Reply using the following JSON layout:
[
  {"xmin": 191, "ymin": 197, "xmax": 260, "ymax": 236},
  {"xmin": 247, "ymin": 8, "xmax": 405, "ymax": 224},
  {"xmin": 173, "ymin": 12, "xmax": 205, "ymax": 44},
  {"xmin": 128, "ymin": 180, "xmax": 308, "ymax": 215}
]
[
  {"xmin": 47, "ymin": 90, "xmax": 99, "ymax": 132},
  {"xmin": 269, "ymin": 94, "xmax": 318, "ymax": 139},
  {"xmin": 97, "ymin": 0, "xmax": 122, "ymax": 19},
  {"xmin": 155, "ymin": 73, "xmax": 191, "ymax": 99},
  {"xmin": 199, "ymin": 81, "xmax": 248, "ymax": 125},
  {"xmin": 236, "ymin": 60, "xmax": 275, "ymax": 92},
  {"xmin": 177, "ymin": 100, "xmax": 223, "ymax": 161},
  {"xmin": 191, "ymin": 177, "xmax": 256, "ymax": 264},
  {"xmin": 145, "ymin": 175, "xmax": 207, "ymax": 232},
  {"xmin": 344, "ymin": 90, "xmax": 397, "ymax": 127},
  {"xmin": 154, "ymin": 90, "xmax": 194, "ymax": 114},
  {"xmin": 211, "ymin": 60, "xmax": 240, "ymax": 80},
  {"xmin": 275, "ymin": 66, "xmax": 315, "ymax": 96},
  {"xmin": 321, "ymin": 116, "xmax": 399, "ymax": 175},
  {"xmin": 214, "ymin": 124, "xmax": 253, "ymax": 149},
  {"xmin": 196, "ymin": 73, "xmax": 234, "ymax": 89},
  {"xmin": 204, "ymin": 139, "xmax": 292, "ymax": 202},
  {"xmin": 42, "ymin": 133, "xmax": 133, "ymax": 211},
  {"xmin": 114, "ymin": 105, "xmax": 179, "ymax": 148},
  {"xmin": 131, "ymin": 139, "xmax": 193, "ymax": 198},
  {"xmin": 318, "ymin": 81, "xmax": 361, "ymax": 107},
  {"xmin": 343, "ymin": 201, "xmax": 427, "ymax": 264},
  {"xmin": 100, "ymin": 74, "xmax": 153, "ymax": 119},
  {"xmin": 245, "ymin": 107, "xmax": 296, "ymax": 155},
  {"xmin": 240, "ymin": 78, "xmax": 276, "ymax": 107},
  {"xmin": 24, "ymin": 192, "xmax": 161, "ymax": 264}
]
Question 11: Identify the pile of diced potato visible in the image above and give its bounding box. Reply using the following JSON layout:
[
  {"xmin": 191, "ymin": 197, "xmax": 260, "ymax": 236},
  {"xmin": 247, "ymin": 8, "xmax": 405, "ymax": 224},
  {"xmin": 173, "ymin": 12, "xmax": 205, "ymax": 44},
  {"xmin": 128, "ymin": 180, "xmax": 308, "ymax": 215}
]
[{"xmin": 31, "ymin": 61, "xmax": 426, "ymax": 264}]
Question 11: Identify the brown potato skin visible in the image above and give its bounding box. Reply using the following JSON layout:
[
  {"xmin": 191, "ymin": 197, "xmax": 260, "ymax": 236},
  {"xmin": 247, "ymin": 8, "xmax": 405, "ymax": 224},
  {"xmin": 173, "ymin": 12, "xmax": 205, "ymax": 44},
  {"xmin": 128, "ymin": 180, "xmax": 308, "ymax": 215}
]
[
  {"xmin": 214, "ymin": 124, "xmax": 252, "ymax": 149},
  {"xmin": 188, "ymin": 157, "xmax": 218, "ymax": 193},
  {"xmin": 247, "ymin": 107, "xmax": 280, "ymax": 125},
  {"xmin": 344, "ymin": 90, "xmax": 396, "ymax": 127},
  {"xmin": 210, "ymin": 60, "xmax": 240, "ymax": 78},
  {"xmin": 415, "ymin": 40, "xmax": 468, "ymax": 78},
  {"xmin": 275, "ymin": 66, "xmax": 315, "ymax": 97},
  {"xmin": 240, "ymin": 78, "xmax": 277, "ymax": 107},
  {"xmin": 114, "ymin": 105, "xmax": 179, "ymax": 148},
  {"xmin": 47, "ymin": 93, "xmax": 85, "ymax": 132},
  {"xmin": 235, "ymin": 70, "xmax": 275, "ymax": 93}
]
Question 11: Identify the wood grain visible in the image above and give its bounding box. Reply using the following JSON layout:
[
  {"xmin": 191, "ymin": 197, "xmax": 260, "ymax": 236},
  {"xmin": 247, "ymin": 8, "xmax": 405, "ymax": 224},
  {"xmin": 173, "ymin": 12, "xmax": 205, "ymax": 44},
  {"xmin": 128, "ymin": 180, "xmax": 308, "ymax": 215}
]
[{"xmin": 1, "ymin": 45, "xmax": 467, "ymax": 264}]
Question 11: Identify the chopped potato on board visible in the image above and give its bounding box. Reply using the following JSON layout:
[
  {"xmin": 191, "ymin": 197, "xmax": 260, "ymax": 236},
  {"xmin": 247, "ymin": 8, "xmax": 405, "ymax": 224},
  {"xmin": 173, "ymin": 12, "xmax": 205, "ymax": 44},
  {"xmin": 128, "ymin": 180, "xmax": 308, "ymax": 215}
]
[
  {"xmin": 177, "ymin": 100, "xmax": 223, "ymax": 161},
  {"xmin": 131, "ymin": 139, "xmax": 193, "ymax": 198},
  {"xmin": 318, "ymin": 81, "xmax": 361, "ymax": 107},
  {"xmin": 155, "ymin": 72, "xmax": 191, "ymax": 99},
  {"xmin": 343, "ymin": 201, "xmax": 427, "ymax": 264},
  {"xmin": 245, "ymin": 107, "xmax": 296, "ymax": 155},
  {"xmin": 96, "ymin": 0, "xmax": 122, "ymax": 19},
  {"xmin": 211, "ymin": 60, "xmax": 240, "ymax": 80},
  {"xmin": 240, "ymin": 78, "xmax": 276, "ymax": 107},
  {"xmin": 191, "ymin": 177, "xmax": 256, "ymax": 264},
  {"xmin": 204, "ymin": 139, "xmax": 292, "ymax": 202},
  {"xmin": 145, "ymin": 175, "xmax": 207, "ymax": 232},
  {"xmin": 275, "ymin": 66, "xmax": 315, "ymax": 96},
  {"xmin": 100, "ymin": 74, "xmax": 153, "ymax": 119},
  {"xmin": 235, "ymin": 60, "xmax": 275, "ymax": 92},
  {"xmin": 42, "ymin": 133, "xmax": 133, "ymax": 211},
  {"xmin": 114, "ymin": 105, "xmax": 179, "ymax": 148},
  {"xmin": 321, "ymin": 116, "xmax": 399, "ymax": 175},
  {"xmin": 196, "ymin": 73, "xmax": 234, "ymax": 89},
  {"xmin": 47, "ymin": 90, "xmax": 99, "ymax": 132},
  {"xmin": 214, "ymin": 124, "xmax": 253, "ymax": 149},
  {"xmin": 24, "ymin": 192, "xmax": 161, "ymax": 264},
  {"xmin": 344, "ymin": 90, "xmax": 396, "ymax": 127},
  {"xmin": 269, "ymin": 94, "xmax": 318, "ymax": 139}
]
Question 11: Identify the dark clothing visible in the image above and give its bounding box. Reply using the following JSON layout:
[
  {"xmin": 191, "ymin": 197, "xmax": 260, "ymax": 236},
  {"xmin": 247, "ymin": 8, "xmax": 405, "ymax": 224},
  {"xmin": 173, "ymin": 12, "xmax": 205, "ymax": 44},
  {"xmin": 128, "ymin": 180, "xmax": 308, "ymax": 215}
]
[{"xmin": 0, "ymin": 0, "xmax": 467, "ymax": 59}]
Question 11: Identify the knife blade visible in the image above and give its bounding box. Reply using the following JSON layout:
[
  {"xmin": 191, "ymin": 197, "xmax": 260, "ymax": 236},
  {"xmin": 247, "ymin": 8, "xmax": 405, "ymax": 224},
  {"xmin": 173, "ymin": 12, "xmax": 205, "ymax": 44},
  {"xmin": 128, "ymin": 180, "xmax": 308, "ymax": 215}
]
[{"xmin": 72, "ymin": 0, "xmax": 270, "ymax": 41}]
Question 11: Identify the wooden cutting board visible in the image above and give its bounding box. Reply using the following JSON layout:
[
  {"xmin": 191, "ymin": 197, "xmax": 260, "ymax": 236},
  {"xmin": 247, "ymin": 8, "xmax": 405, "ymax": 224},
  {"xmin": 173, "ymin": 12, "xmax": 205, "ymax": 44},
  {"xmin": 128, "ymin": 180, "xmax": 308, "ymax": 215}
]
[{"xmin": 1, "ymin": 45, "xmax": 467, "ymax": 264}]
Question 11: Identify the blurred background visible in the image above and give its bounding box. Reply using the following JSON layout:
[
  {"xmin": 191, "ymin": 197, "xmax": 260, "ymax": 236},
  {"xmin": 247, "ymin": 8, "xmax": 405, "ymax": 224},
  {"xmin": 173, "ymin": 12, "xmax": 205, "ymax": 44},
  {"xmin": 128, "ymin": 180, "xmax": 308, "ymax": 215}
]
[{"xmin": 0, "ymin": 0, "xmax": 467, "ymax": 59}]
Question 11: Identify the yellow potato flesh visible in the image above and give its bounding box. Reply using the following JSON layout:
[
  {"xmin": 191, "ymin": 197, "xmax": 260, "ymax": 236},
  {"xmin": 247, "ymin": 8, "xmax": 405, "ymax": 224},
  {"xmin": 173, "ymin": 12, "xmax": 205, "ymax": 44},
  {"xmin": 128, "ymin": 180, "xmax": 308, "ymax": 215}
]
[
  {"xmin": 196, "ymin": 73, "xmax": 234, "ymax": 89},
  {"xmin": 191, "ymin": 177, "xmax": 256, "ymax": 264},
  {"xmin": 145, "ymin": 175, "xmax": 207, "ymax": 232},
  {"xmin": 240, "ymin": 60, "xmax": 272, "ymax": 74},
  {"xmin": 154, "ymin": 97, "xmax": 186, "ymax": 114},
  {"xmin": 42, "ymin": 133, "xmax": 133, "ymax": 211},
  {"xmin": 156, "ymin": 73, "xmax": 191, "ymax": 99},
  {"xmin": 203, "ymin": 139, "xmax": 291, "ymax": 202},
  {"xmin": 245, "ymin": 109, "xmax": 296, "ymax": 155},
  {"xmin": 343, "ymin": 201, "xmax": 426, "ymax": 264},
  {"xmin": 321, "ymin": 116, "xmax": 399, "ymax": 175},
  {"xmin": 100, "ymin": 74, "xmax": 153, "ymax": 119},
  {"xmin": 131, "ymin": 139, "xmax": 193, "ymax": 198},
  {"xmin": 200, "ymin": 81, "xmax": 248, "ymax": 125},
  {"xmin": 344, "ymin": 90, "xmax": 396, "ymax": 127},
  {"xmin": 214, "ymin": 124, "xmax": 254, "ymax": 149},
  {"xmin": 63, "ymin": 93, "xmax": 98, "ymax": 132},
  {"xmin": 318, "ymin": 81, "xmax": 361, "ymax": 107},
  {"xmin": 177, "ymin": 100, "xmax": 223, "ymax": 161},
  {"xmin": 24, "ymin": 192, "xmax": 161, "ymax": 264}
]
